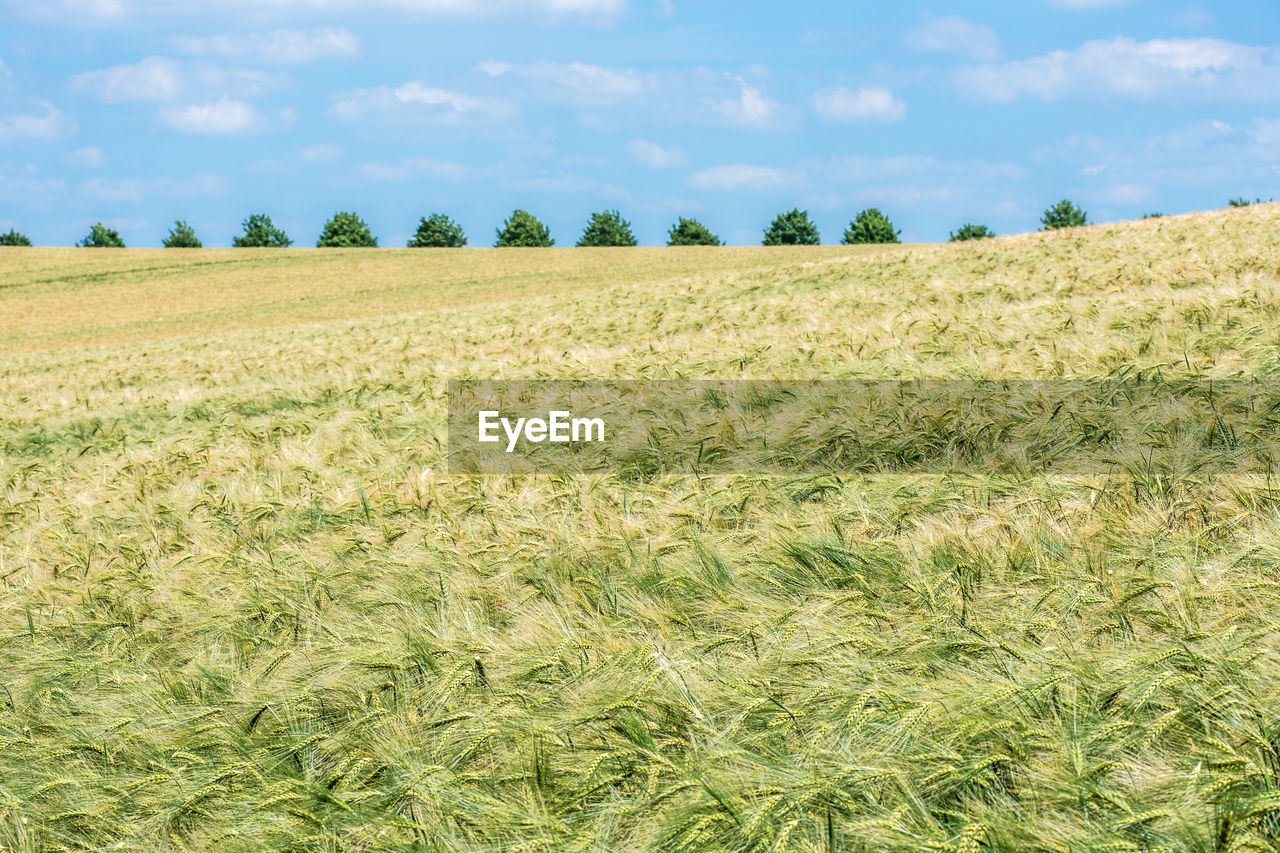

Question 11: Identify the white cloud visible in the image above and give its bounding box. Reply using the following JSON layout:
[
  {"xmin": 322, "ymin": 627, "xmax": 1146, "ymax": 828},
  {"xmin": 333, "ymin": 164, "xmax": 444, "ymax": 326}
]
[
  {"xmin": 686, "ymin": 164, "xmax": 795, "ymax": 191},
  {"xmin": 480, "ymin": 60, "xmax": 647, "ymax": 104},
  {"xmin": 0, "ymin": 101, "xmax": 77, "ymax": 144},
  {"xmin": 1093, "ymin": 183, "xmax": 1157, "ymax": 205},
  {"xmin": 81, "ymin": 177, "xmax": 143, "ymax": 201},
  {"xmin": 905, "ymin": 14, "xmax": 1000, "ymax": 62},
  {"xmin": 71, "ymin": 56, "xmax": 284, "ymax": 102},
  {"xmin": 810, "ymin": 86, "xmax": 907, "ymax": 122},
  {"xmin": 158, "ymin": 97, "xmax": 268, "ymax": 134},
  {"xmin": 680, "ymin": 154, "xmax": 1028, "ymax": 222},
  {"xmin": 0, "ymin": 169, "xmax": 66, "ymax": 202},
  {"xmin": 827, "ymin": 155, "xmax": 1024, "ymax": 183},
  {"xmin": 958, "ymin": 37, "xmax": 1280, "ymax": 103},
  {"xmin": 299, "ymin": 142, "xmax": 343, "ymax": 165},
  {"xmin": 1027, "ymin": 119, "xmax": 1280, "ymax": 209},
  {"xmin": 1253, "ymin": 118, "xmax": 1280, "ymax": 148},
  {"xmin": 71, "ymin": 56, "xmax": 182, "ymax": 101},
  {"xmin": 1150, "ymin": 119, "xmax": 1235, "ymax": 152},
  {"xmin": 627, "ymin": 139, "xmax": 688, "ymax": 168},
  {"xmin": 360, "ymin": 157, "xmax": 469, "ymax": 181},
  {"xmin": 506, "ymin": 172, "xmax": 597, "ymax": 192},
  {"xmin": 329, "ymin": 81, "xmax": 514, "ymax": 123},
  {"xmin": 171, "ymin": 28, "xmax": 359, "ymax": 64},
  {"xmin": 81, "ymin": 173, "xmax": 232, "ymax": 201},
  {"xmin": 852, "ymin": 185, "xmax": 961, "ymax": 208},
  {"xmin": 66, "ymin": 146, "xmax": 105, "ymax": 167},
  {"xmin": 713, "ymin": 79, "xmax": 781, "ymax": 128},
  {"xmin": 476, "ymin": 62, "xmax": 790, "ymax": 129}
]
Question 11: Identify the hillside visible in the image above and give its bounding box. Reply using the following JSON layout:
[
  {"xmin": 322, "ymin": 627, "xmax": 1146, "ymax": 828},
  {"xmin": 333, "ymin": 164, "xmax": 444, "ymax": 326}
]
[{"xmin": 3, "ymin": 206, "xmax": 1280, "ymax": 851}]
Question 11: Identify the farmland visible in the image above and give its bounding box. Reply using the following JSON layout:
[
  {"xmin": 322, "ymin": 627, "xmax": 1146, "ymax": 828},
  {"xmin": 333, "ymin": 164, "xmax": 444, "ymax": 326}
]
[{"xmin": 3, "ymin": 206, "xmax": 1280, "ymax": 851}]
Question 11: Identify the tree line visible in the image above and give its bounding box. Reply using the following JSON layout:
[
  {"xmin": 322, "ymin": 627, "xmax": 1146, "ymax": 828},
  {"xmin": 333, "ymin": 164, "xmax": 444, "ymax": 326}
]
[{"xmin": 0, "ymin": 198, "xmax": 1156, "ymax": 249}]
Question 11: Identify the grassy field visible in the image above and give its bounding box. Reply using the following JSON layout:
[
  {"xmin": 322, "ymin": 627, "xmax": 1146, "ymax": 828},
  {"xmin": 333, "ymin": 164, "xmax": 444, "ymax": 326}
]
[{"xmin": 3, "ymin": 207, "xmax": 1280, "ymax": 852}]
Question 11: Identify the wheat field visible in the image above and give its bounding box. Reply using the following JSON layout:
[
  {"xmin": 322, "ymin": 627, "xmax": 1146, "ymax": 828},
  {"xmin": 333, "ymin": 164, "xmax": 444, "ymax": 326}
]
[{"xmin": 3, "ymin": 207, "xmax": 1280, "ymax": 851}]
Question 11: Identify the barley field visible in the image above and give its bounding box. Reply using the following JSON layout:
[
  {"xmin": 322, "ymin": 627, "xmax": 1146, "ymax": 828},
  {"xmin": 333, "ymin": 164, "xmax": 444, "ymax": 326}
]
[{"xmin": 3, "ymin": 207, "xmax": 1280, "ymax": 852}]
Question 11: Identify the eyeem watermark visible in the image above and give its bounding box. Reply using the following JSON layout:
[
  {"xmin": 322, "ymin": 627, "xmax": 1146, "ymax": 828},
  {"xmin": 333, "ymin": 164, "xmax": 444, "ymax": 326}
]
[
  {"xmin": 479, "ymin": 410, "xmax": 605, "ymax": 453},
  {"xmin": 448, "ymin": 378, "xmax": 1280, "ymax": 476}
]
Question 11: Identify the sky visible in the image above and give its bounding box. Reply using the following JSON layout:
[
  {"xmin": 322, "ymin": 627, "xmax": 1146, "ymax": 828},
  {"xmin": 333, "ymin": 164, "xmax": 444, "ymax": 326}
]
[{"xmin": 2, "ymin": 1, "xmax": 1279, "ymax": 247}]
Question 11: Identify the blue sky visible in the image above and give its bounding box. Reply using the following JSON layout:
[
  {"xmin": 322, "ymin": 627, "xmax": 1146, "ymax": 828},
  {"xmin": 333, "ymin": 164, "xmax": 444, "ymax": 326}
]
[{"xmin": 2, "ymin": 0, "xmax": 1279, "ymax": 247}]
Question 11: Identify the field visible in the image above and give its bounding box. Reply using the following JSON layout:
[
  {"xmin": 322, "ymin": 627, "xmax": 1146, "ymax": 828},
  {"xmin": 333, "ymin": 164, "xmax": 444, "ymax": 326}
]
[{"xmin": 3, "ymin": 207, "xmax": 1280, "ymax": 852}]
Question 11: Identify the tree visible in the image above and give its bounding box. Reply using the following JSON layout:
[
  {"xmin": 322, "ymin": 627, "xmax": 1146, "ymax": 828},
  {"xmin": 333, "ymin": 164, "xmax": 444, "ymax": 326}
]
[
  {"xmin": 495, "ymin": 209, "xmax": 554, "ymax": 247},
  {"xmin": 78, "ymin": 222, "xmax": 126, "ymax": 248},
  {"xmin": 1141, "ymin": 213, "xmax": 1164, "ymax": 220},
  {"xmin": 162, "ymin": 220, "xmax": 202, "ymax": 248},
  {"xmin": 317, "ymin": 211, "xmax": 377, "ymax": 248},
  {"xmin": 667, "ymin": 217, "xmax": 722, "ymax": 246},
  {"xmin": 950, "ymin": 223, "xmax": 995, "ymax": 242},
  {"xmin": 233, "ymin": 214, "xmax": 292, "ymax": 248},
  {"xmin": 0, "ymin": 229, "xmax": 32, "ymax": 247},
  {"xmin": 762, "ymin": 209, "xmax": 820, "ymax": 246},
  {"xmin": 577, "ymin": 210, "xmax": 637, "ymax": 247},
  {"xmin": 843, "ymin": 208, "xmax": 901, "ymax": 244},
  {"xmin": 408, "ymin": 213, "xmax": 467, "ymax": 248},
  {"xmin": 1040, "ymin": 200, "xmax": 1088, "ymax": 231}
]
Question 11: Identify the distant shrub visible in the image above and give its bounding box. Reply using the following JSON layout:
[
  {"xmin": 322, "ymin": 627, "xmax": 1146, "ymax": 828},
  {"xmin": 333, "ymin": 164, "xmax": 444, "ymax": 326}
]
[
  {"xmin": 1040, "ymin": 200, "xmax": 1088, "ymax": 231},
  {"xmin": 495, "ymin": 209, "xmax": 554, "ymax": 247},
  {"xmin": 1229, "ymin": 197, "xmax": 1270, "ymax": 208},
  {"xmin": 409, "ymin": 213, "xmax": 467, "ymax": 248},
  {"xmin": 233, "ymin": 214, "xmax": 292, "ymax": 248},
  {"xmin": 667, "ymin": 217, "xmax": 721, "ymax": 246},
  {"xmin": 577, "ymin": 210, "xmax": 637, "ymax": 247},
  {"xmin": 763, "ymin": 209, "xmax": 820, "ymax": 246},
  {"xmin": 317, "ymin": 212, "xmax": 377, "ymax": 248},
  {"xmin": 843, "ymin": 208, "xmax": 901, "ymax": 245},
  {"xmin": 0, "ymin": 229, "xmax": 32, "ymax": 247},
  {"xmin": 78, "ymin": 222, "xmax": 125, "ymax": 248},
  {"xmin": 1141, "ymin": 213, "xmax": 1164, "ymax": 220},
  {"xmin": 949, "ymin": 223, "xmax": 995, "ymax": 242},
  {"xmin": 162, "ymin": 220, "xmax": 202, "ymax": 248}
]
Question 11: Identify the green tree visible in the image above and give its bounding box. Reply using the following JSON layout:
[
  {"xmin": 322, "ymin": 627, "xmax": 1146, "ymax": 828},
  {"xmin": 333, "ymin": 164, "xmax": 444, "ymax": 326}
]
[
  {"xmin": 577, "ymin": 210, "xmax": 637, "ymax": 247},
  {"xmin": 950, "ymin": 223, "xmax": 995, "ymax": 242},
  {"xmin": 0, "ymin": 229, "xmax": 32, "ymax": 247},
  {"xmin": 317, "ymin": 211, "xmax": 378, "ymax": 248},
  {"xmin": 162, "ymin": 220, "xmax": 202, "ymax": 248},
  {"xmin": 408, "ymin": 213, "xmax": 467, "ymax": 248},
  {"xmin": 762, "ymin": 209, "xmax": 820, "ymax": 246},
  {"xmin": 495, "ymin": 209, "xmax": 554, "ymax": 247},
  {"xmin": 1040, "ymin": 200, "xmax": 1088, "ymax": 231},
  {"xmin": 667, "ymin": 218, "xmax": 722, "ymax": 246},
  {"xmin": 843, "ymin": 208, "xmax": 901, "ymax": 244},
  {"xmin": 1141, "ymin": 213, "xmax": 1164, "ymax": 220},
  {"xmin": 78, "ymin": 222, "xmax": 126, "ymax": 248},
  {"xmin": 232, "ymin": 214, "xmax": 292, "ymax": 248}
]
